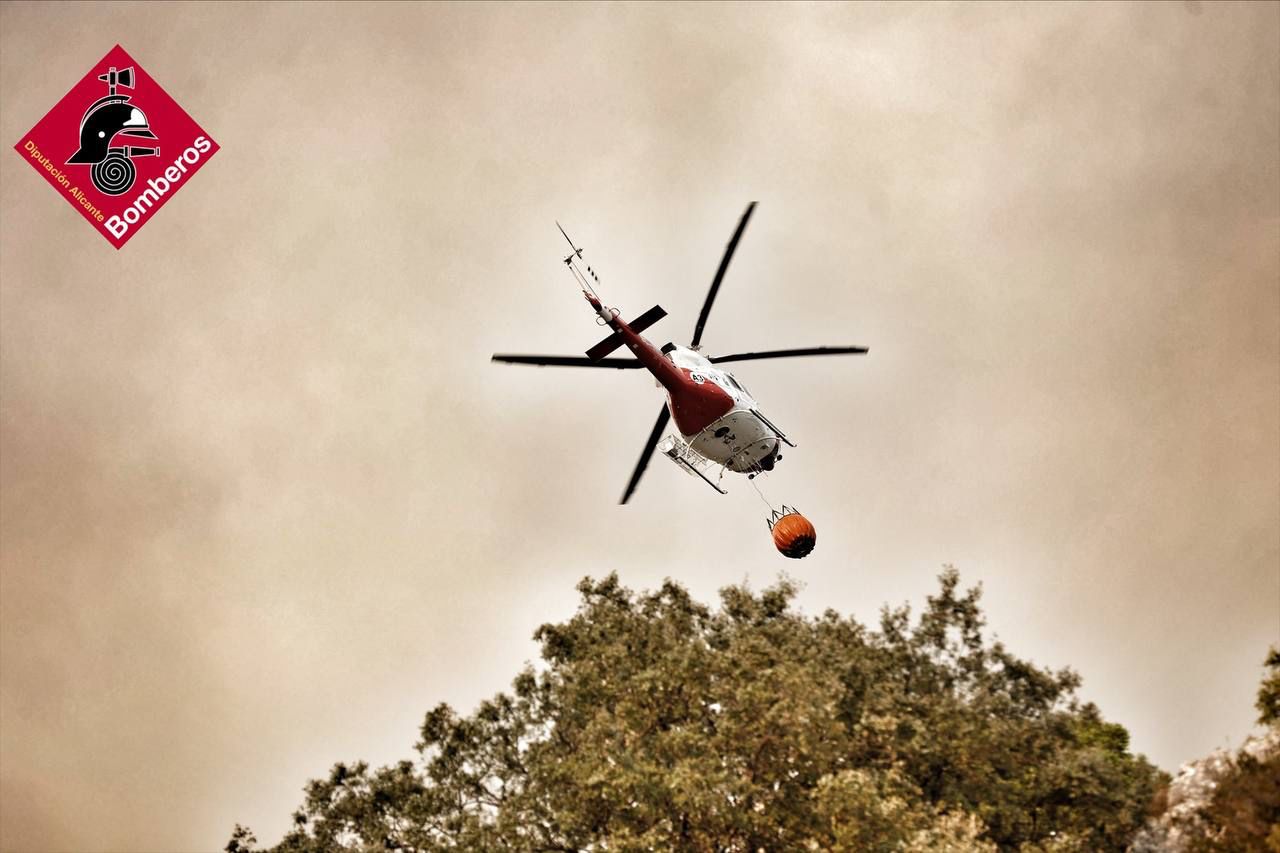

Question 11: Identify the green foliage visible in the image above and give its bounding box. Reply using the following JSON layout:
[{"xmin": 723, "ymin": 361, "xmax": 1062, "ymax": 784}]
[
  {"xmin": 230, "ymin": 568, "xmax": 1163, "ymax": 852},
  {"xmin": 225, "ymin": 825, "xmax": 257, "ymax": 853},
  {"xmin": 1257, "ymin": 646, "xmax": 1280, "ymax": 728},
  {"xmin": 1187, "ymin": 744, "xmax": 1280, "ymax": 853}
]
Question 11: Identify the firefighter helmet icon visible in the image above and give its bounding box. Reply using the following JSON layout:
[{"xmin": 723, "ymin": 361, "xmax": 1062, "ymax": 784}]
[{"xmin": 66, "ymin": 66, "xmax": 159, "ymax": 195}]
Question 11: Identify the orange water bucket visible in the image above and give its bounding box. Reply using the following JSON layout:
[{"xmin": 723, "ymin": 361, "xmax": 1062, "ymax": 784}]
[{"xmin": 768, "ymin": 507, "xmax": 816, "ymax": 559}]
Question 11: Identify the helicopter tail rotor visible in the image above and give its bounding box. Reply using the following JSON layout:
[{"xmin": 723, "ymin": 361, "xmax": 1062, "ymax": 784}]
[{"xmin": 585, "ymin": 304, "xmax": 667, "ymax": 361}]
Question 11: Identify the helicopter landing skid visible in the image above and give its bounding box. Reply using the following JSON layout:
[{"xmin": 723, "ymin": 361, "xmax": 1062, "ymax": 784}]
[
  {"xmin": 658, "ymin": 435, "xmax": 727, "ymax": 495},
  {"xmin": 751, "ymin": 408, "xmax": 796, "ymax": 448}
]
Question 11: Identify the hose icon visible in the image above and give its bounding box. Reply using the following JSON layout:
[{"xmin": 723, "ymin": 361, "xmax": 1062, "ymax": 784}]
[{"xmin": 91, "ymin": 152, "xmax": 134, "ymax": 196}]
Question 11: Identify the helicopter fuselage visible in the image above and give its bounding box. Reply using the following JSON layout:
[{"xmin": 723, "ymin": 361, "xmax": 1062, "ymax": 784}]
[
  {"xmin": 660, "ymin": 345, "xmax": 780, "ymax": 473},
  {"xmin": 588, "ymin": 293, "xmax": 782, "ymax": 475}
]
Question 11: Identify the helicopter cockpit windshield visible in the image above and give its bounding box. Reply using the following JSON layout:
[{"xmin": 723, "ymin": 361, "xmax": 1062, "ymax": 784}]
[{"xmin": 724, "ymin": 373, "xmax": 749, "ymax": 395}]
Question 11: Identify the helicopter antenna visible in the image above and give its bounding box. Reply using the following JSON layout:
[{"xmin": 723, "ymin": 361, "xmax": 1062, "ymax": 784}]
[
  {"xmin": 556, "ymin": 221, "xmax": 605, "ymax": 303},
  {"xmin": 556, "ymin": 221, "xmax": 583, "ymax": 259}
]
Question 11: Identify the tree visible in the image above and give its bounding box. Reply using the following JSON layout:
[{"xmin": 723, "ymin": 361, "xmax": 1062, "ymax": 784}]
[
  {"xmin": 225, "ymin": 825, "xmax": 257, "ymax": 853},
  {"xmin": 1256, "ymin": 646, "xmax": 1280, "ymax": 728},
  {"xmin": 230, "ymin": 569, "xmax": 1163, "ymax": 852}
]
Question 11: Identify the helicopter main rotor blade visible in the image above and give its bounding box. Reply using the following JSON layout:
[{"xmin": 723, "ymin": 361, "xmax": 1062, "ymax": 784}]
[
  {"xmin": 621, "ymin": 404, "xmax": 670, "ymax": 504},
  {"xmin": 491, "ymin": 355, "xmax": 644, "ymax": 369},
  {"xmin": 709, "ymin": 345, "xmax": 869, "ymax": 365},
  {"xmin": 691, "ymin": 202, "xmax": 756, "ymax": 348}
]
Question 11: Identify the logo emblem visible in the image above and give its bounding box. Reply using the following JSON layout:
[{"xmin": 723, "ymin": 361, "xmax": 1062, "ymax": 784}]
[
  {"xmin": 14, "ymin": 45, "xmax": 218, "ymax": 249},
  {"xmin": 67, "ymin": 64, "xmax": 159, "ymax": 196}
]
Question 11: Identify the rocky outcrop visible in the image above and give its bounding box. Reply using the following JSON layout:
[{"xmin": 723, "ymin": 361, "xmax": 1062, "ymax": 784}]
[{"xmin": 1129, "ymin": 727, "xmax": 1279, "ymax": 852}]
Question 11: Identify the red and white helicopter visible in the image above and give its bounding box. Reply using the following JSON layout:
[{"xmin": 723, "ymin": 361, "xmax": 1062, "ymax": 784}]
[{"xmin": 493, "ymin": 203, "xmax": 868, "ymax": 505}]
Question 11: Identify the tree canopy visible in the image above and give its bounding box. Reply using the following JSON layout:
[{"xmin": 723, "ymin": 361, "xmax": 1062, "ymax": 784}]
[{"xmin": 228, "ymin": 569, "xmax": 1167, "ymax": 852}]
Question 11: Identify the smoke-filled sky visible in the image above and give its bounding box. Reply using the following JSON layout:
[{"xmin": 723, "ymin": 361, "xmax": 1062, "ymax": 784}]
[{"xmin": 1, "ymin": 2, "xmax": 1277, "ymax": 850}]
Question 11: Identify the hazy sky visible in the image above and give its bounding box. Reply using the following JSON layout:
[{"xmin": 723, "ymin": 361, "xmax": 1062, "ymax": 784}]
[{"xmin": 1, "ymin": 2, "xmax": 1277, "ymax": 850}]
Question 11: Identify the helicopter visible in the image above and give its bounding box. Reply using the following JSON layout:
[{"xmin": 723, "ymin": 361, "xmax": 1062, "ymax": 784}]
[{"xmin": 492, "ymin": 203, "xmax": 868, "ymax": 505}]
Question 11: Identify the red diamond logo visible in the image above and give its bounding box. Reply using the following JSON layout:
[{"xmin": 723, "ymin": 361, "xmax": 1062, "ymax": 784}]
[{"xmin": 13, "ymin": 44, "xmax": 219, "ymax": 249}]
